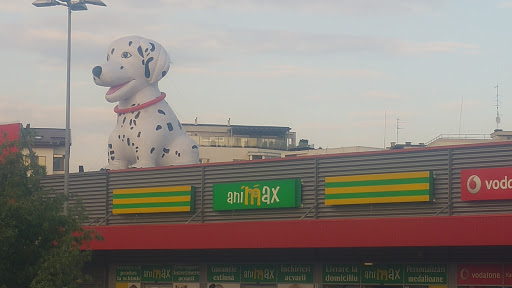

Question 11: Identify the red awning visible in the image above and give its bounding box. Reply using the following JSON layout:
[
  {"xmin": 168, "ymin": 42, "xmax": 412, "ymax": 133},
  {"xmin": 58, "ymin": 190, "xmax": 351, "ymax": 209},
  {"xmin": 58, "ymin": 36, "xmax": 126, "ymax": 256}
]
[{"xmin": 84, "ymin": 214, "xmax": 512, "ymax": 250}]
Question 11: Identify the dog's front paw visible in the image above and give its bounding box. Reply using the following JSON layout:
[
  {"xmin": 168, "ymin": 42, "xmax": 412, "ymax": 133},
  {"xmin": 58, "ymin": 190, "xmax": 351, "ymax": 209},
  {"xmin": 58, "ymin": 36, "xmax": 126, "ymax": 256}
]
[
  {"xmin": 130, "ymin": 160, "xmax": 157, "ymax": 169},
  {"xmin": 107, "ymin": 160, "xmax": 129, "ymax": 170}
]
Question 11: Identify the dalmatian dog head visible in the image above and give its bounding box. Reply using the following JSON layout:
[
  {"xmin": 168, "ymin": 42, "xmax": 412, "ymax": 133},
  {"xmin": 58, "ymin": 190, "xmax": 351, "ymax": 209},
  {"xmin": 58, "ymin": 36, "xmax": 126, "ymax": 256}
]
[{"xmin": 92, "ymin": 36, "xmax": 171, "ymax": 103}]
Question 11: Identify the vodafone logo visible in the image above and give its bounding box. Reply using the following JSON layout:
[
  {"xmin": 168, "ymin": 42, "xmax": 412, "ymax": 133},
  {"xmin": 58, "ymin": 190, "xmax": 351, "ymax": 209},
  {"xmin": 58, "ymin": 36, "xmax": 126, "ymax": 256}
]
[
  {"xmin": 467, "ymin": 175, "xmax": 482, "ymax": 194},
  {"xmin": 460, "ymin": 268, "xmax": 470, "ymax": 280}
]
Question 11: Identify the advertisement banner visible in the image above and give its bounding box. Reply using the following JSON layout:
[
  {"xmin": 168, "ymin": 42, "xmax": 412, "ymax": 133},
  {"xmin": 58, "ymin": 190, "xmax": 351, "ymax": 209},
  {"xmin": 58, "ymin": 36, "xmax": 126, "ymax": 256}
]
[
  {"xmin": 505, "ymin": 264, "xmax": 512, "ymax": 285},
  {"xmin": 404, "ymin": 264, "xmax": 447, "ymax": 285},
  {"xmin": 141, "ymin": 265, "xmax": 173, "ymax": 283},
  {"xmin": 116, "ymin": 265, "xmax": 142, "ymax": 282},
  {"xmin": 325, "ymin": 171, "xmax": 433, "ymax": 205},
  {"xmin": 461, "ymin": 167, "xmax": 512, "ymax": 201},
  {"xmin": 113, "ymin": 186, "xmax": 195, "ymax": 214},
  {"xmin": 278, "ymin": 264, "xmax": 314, "ymax": 283},
  {"xmin": 173, "ymin": 264, "xmax": 201, "ymax": 282},
  {"xmin": 361, "ymin": 264, "xmax": 403, "ymax": 284},
  {"xmin": 241, "ymin": 264, "xmax": 277, "ymax": 283},
  {"xmin": 213, "ymin": 179, "xmax": 301, "ymax": 211},
  {"xmin": 207, "ymin": 265, "xmax": 241, "ymax": 283},
  {"xmin": 457, "ymin": 264, "xmax": 502, "ymax": 285},
  {"xmin": 322, "ymin": 265, "xmax": 360, "ymax": 284}
]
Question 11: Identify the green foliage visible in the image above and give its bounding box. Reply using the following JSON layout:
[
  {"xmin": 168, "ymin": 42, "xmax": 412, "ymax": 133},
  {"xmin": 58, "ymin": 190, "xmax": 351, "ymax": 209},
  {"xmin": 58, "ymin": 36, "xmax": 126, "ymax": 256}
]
[{"xmin": 0, "ymin": 133, "xmax": 101, "ymax": 288}]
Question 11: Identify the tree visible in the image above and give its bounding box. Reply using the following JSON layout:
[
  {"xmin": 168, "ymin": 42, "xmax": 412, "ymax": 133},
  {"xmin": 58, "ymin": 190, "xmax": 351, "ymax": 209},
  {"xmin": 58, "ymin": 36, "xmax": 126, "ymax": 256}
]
[{"xmin": 0, "ymin": 131, "xmax": 100, "ymax": 288}]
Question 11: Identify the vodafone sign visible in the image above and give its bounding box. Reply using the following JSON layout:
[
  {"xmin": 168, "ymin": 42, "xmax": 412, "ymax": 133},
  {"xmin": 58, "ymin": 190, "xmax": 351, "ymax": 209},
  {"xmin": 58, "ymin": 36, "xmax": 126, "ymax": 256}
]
[{"xmin": 461, "ymin": 167, "xmax": 512, "ymax": 201}]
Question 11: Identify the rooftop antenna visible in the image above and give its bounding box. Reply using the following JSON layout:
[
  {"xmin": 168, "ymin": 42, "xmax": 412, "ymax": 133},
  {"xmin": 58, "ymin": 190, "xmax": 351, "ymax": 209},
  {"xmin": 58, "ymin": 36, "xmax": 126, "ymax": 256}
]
[
  {"xmin": 495, "ymin": 82, "xmax": 501, "ymax": 130},
  {"xmin": 396, "ymin": 117, "xmax": 405, "ymax": 143}
]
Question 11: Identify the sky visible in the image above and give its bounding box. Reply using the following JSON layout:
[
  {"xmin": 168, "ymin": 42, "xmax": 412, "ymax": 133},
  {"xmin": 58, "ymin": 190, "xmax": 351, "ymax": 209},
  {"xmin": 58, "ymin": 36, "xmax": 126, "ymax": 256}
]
[{"xmin": 1, "ymin": 0, "xmax": 512, "ymax": 172}]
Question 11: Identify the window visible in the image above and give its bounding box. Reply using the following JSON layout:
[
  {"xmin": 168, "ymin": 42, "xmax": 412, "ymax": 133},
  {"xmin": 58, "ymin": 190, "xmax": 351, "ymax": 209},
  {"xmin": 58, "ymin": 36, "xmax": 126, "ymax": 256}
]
[
  {"xmin": 53, "ymin": 155, "xmax": 64, "ymax": 172},
  {"xmin": 37, "ymin": 156, "xmax": 46, "ymax": 166}
]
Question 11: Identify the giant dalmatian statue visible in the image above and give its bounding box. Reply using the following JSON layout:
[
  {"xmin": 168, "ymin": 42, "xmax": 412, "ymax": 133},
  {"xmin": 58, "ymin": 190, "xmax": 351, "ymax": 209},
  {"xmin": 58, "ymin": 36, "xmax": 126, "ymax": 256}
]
[{"xmin": 92, "ymin": 36, "xmax": 199, "ymax": 170}]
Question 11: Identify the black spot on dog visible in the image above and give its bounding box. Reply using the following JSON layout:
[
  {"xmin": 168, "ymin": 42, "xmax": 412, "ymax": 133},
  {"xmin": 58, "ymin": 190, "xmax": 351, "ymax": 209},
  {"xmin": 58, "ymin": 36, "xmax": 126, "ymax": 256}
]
[
  {"xmin": 123, "ymin": 117, "xmax": 126, "ymax": 124},
  {"xmin": 150, "ymin": 147, "xmax": 155, "ymax": 154},
  {"xmin": 129, "ymin": 119, "xmax": 133, "ymax": 126},
  {"xmin": 144, "ymin": 57, "xmax": 154, "ymax": 79},
  {"xmin": 137, "ymin": 46, "xmax": 144, "ymax": 57},
  {"xmin": 167, "ymin": 122, "xmax": 173, "ymax": 131},
  {"xmin": 127, "ymin": 138, "xmax": 131, "ymax": 146},
  {"xmin": 145, "ymin": 47, "xmax": 149, "ymax": 53},
  {"xmin": 175, "ymin": 151, "xmax": 178, "ymax": 155},
  {"xmin": 110, "ymin": 156, "xmax": 115, "ymax": 161},
  {"xmin": 130, "ymin": 127, "xmax": 134, "ymax": 130},
  {"xmin": 135, "ymin": 111, "xmax": 141, "ymax": 119},
  {"xmin": 120, "ymin": 66, "xmax": 124, "ymax": 70},
  {"xmin": 192, "ymin": 145, "xmax": 198, "ymax": 149},
  {"xmin": 131, "ymin": 104, "xmax": 136, "ymax": 107},
  {"xmin": 118, "ymin": 135, "xmax": 121, "ymax": 139},
  {"xmin": 128, "ymin": 41, "xmax": 132, "ymax": 46},
  {"xmin": 133, "ymin": 120, "xmax": 137, "ymax": 126},
  {"xmin": 136, "ymin": 156, "xmax": 139, "ymax": 160},
  {"xmin": 150, "ymin": 42, "xmax": 155, "ymax": 52},
  {"xmin": 161, "ymin": 153, "xmax": 166, "ymax": 158},
  {"xmin": 163, "ymin": 148, "xmax": 170, "ymax": 154},
  {"xmin": 108, "ymin": 144, "xmax": 112, "ymax": 149},
  {"xmin": 158, "ymin": 109, "xmax": 165, "ymax": 115},
  {"xmin": 132, "ymin": 143, "xmax": 135, "ymax": 146},
  {"xmin": 109, "ymin": 150, "xmax": 114, "ymax": 155},
  {"xmin": 162, "ymin": 71, "xmax": 167, "ymax": 77},
  {"xmin": 111, "ymin": 48, "xmax": 115, "ymax": 54},
  {"xmin": 137, "ymin": 131, "xmax": 141, "ymax": 138},
  {"xmin": 156, "ymin": 125, "xmax": 162, "ymax": 131}
]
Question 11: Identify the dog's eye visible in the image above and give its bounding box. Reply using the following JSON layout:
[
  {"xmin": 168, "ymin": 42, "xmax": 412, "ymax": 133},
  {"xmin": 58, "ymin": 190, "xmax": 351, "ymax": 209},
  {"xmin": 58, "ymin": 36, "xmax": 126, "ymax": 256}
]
[{"xmin": 121, "ymin": 52, "xmax": 132, "ymax": 58}]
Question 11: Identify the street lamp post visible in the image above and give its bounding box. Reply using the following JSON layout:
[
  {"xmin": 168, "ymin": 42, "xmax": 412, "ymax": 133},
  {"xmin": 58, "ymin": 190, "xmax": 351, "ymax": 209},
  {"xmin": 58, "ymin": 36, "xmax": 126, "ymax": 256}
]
[{"xmin": 33, "ymin": 0, "xmax": 106, "ymax": 215}]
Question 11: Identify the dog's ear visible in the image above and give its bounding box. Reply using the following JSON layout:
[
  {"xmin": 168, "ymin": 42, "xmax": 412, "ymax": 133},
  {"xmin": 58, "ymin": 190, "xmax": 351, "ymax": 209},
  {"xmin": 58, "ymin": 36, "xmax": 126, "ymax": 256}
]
[{"xmin": 138, "ymin": 38, "xmax": 171, "ymax": 84}]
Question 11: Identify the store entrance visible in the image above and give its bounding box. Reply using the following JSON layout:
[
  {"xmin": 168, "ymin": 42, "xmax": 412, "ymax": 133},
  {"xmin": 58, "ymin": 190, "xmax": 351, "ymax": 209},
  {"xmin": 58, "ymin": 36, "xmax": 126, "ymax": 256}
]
[
  {"xmin": 243, "ymin": 284, "xmax": 278, "ymax": 288},
  {"xmin": 141, "ymin": 284, "xmax": 173, "ymax": 288}
]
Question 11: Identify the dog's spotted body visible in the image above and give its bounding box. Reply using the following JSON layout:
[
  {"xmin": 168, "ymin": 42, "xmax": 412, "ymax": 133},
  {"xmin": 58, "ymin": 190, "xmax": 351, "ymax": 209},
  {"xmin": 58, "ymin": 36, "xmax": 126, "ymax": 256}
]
[{"xmin": 93, "ymin": 36, "xmax": 199, "ymax": 169}]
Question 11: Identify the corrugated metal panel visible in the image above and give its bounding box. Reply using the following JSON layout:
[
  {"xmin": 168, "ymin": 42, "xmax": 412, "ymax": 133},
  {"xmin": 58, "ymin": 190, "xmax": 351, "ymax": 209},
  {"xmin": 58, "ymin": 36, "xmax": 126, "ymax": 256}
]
[
  {"xmin": 40, "ymin": 171, "xmax": 108, "ymax": 223},
  {"xmin": 451, "ymin": 143, "xmax": 512, "ymax": 215},
  {"xmin": 316, "ymin": 149, "xmax": 451, "ymax": 219},
  {"xmin": 202, "ymin": 158, "xmax": 317, "ymax": 222},
  {"xmin": 107, "ymin": 166, "xmax": 203, "ymax": 225},
  {"xmin": 40, "ymin": 142, "xmax": 512, "ymax": 226}
]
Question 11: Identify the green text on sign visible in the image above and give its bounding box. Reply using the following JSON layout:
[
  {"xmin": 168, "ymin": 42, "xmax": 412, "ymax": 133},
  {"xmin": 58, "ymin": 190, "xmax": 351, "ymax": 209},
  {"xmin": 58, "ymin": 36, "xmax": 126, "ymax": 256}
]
[
  {"xmin": 325, "ymin": 171, "xmax": 433, "ymax": 205},
  {"xmin": 361, "ymin": 264, "xmax": 403, "ymax": 284},
  {"xmin": 213, "ymin": 179, "xmax": 301, "ymax": 211},
  {"xmin": 323, "ymin": 265, "xmax": 360, "ymax": 284},
  {"xmin": 141, "ymin": 265, "xmax": 172, "ymax": 283},
  {"xmin": 173, "ymin": 264, "xmax": 201, "ymax": 282},
  {"xmin": 207, "ymin": 264, "xmax": 241, "ymax": 282},
  {"xmin": 241, "ymin": 264, "xmax": 277, "ymax": 283},
  {"xmin": 278, "ymin": 264, "xmax": 314, "ymax": 283},
  {"xmin": 404, "ymin": 264, "xmax": 447, "ymax": 285},
  {"xmin": 116, "ymin": 265, "xmax": 141, "ymax": 282}
]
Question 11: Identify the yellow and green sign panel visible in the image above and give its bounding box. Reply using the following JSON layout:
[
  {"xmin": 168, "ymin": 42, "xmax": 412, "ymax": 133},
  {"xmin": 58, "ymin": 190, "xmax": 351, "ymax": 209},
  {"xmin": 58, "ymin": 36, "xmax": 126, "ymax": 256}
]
[
  {"xmin": 325, "ymin": 171, "xmax": 433, "ymax": 205},
  {"xmin": 116, "ymin": 264, "xmax": 200, "ymax": 284},
  {"xmin": 113, "ymin": 185, "xmax": 194, "ymax": 214},
  {"xmin": 213, "ymin": 179, "xmax": 301, "ymax": 211}
]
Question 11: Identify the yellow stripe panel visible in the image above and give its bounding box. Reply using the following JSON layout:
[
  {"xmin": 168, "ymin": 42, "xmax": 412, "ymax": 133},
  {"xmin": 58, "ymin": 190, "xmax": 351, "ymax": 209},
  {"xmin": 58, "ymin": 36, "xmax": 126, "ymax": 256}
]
[
  {"xmin": 113, "ymin": 206, "xmax": 191, "ymax": 214},
  {"xmin": 325, "ymin": 183, "xmax": 429, "ymax": 194},
  {"xmin": 113, "ymin": 196, "xmax": 191, "ymax": 205},
  {"xmin": 325, "ymin": 171, "xmax": 429, "ymax": 183},
  {"xmin": 325, "ymin": 195, "xmax": 430, "ymax": 205},
  {"xmin": 114, "ymin": 186, "xmax": 191, "ymax": 195}
]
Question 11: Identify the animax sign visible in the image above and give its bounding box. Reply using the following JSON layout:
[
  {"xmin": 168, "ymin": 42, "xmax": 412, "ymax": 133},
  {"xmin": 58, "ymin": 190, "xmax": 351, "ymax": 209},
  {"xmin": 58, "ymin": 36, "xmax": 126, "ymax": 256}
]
[{"xmin": 461, "ymin": 167, "xmax": 512, "ymax": 201}]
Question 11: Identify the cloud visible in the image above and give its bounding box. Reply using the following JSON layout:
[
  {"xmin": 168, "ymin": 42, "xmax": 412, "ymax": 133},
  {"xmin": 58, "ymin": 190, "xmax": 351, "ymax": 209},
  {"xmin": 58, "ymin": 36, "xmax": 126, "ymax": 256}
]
[{"xmin": 360, "ymin": 90, "xmax": 403, "ymax": 100}]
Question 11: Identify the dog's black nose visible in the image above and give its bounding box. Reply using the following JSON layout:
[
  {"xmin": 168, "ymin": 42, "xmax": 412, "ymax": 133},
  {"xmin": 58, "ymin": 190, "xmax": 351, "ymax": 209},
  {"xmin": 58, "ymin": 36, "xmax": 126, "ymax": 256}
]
[{"xmin": 92, "ymin": 66, "xmax": 102, "ymax": 78}]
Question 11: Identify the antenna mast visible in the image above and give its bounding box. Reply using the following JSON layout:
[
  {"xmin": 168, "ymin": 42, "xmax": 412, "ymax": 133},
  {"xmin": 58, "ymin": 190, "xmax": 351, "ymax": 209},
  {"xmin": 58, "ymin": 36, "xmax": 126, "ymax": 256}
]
[
  {"xmin": 495, "ymin": 82, "xmax": 501, "ymax": 130},
  {"xmin": 396, "ymin": 117, "xmax": 404, "ymax": 143}
]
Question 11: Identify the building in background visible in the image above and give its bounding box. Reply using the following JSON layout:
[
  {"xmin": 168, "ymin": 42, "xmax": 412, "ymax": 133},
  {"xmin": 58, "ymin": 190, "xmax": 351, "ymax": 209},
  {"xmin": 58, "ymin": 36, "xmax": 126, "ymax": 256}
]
[
  {"xmin": 0, "ymin": 123, "xmax": 66, "ymax": 175},
  {"xmin": 183, "ymin": 122, "xmax": 298, "ymax": 163}
]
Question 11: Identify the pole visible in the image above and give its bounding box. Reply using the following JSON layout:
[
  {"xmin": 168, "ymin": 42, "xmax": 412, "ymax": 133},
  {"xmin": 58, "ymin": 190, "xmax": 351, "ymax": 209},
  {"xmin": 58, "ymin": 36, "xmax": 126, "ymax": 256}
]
[{"xmin": 64, "ymin": 5, "xmax": 71, "ymax": 215}]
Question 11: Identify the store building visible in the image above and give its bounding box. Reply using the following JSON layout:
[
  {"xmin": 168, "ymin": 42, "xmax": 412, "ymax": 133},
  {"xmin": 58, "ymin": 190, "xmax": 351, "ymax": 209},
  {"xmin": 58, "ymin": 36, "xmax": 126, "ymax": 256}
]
[{"xmin": 39, "ymin": 140, "xmax": 512, "ymax": 288}]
